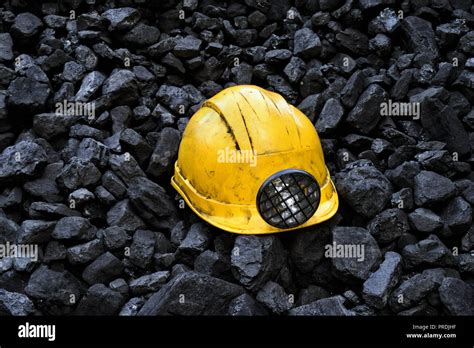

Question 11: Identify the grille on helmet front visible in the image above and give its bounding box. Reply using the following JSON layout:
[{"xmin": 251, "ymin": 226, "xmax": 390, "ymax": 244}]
[{"xmin": 257, "ymin": 169, "xmax": 321, "ymax": 229}]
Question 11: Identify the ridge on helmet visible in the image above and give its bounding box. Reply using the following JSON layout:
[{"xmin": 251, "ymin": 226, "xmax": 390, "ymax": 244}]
[{"xmin": 171, "ymin": 85, "xmax": 338, "ymax": 234}]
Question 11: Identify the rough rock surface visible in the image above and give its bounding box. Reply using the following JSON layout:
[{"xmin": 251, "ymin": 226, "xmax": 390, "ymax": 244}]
[{"xmin": 0, "ymin": 0, "xmax": 472, "ymax": 317}]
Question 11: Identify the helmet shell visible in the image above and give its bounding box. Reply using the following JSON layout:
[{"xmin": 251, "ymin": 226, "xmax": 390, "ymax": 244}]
[{"xmin": 171, "ymin": 85, "xmax": 338, "ymax": 234}]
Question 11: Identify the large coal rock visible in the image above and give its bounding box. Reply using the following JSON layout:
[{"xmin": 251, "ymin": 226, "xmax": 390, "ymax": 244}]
[
  {"xmin": 388, "ymin": 268, "xmax": 457, "ymax": 312},
  {"xmin": 101, "ymin": 8, "xmax": 140, "ymax": 31},
  {"xmin": 439, "ymin": 277, "xmax": 474, "ymax": 315},
  {"xmin": 362, "ymin": 251, "xmax": 402, "ymax": 309},
  {"xmin": 0, "ymin": 33, "xmax": 13, "ymax": 62},
  {"xmin": 25, "ymin": 266, "xmax": 82, "ymax": 311},
  {"xmin": 0, "ymin": 141, "xmax": 47, "ymax": 184},
  {"xmin": 138, "ymin": 272, "xmax": 245, "ymax": 315},
  {"xmin": 127, "ymin": 176, "xmax": 176, "ymax": 229},
  {"xmin": 346, "ymin": 84, "xmax": 387, "ymax": 134},
  {"xmin": 408, "ymin": 208, "xmax": 443, "ymax": 233},
  {"xmin": 129, "ymin": 229, "xmax": 156, "ymax": 269},
  {"xmin": 402, "ymin": 234, "xmax": 457, "ymax": 269},
  {"xmin": 75, "ymin": 284, "xmax": 126, "ymax": 315},
  {"xmin": 56, "ymin": 157, "xmax": 102, "ymax": 191},
  {"xmin": 228, "ymin": 293, "xmax": 268, "ymax": 316},
  {"xmin": 401, "ymin": 16, "xmax": 439, "ymax": 61},
  {"xmin": 367, "ymin": 209, "xmax": 409, "ymax": 244},
  {"xmin": 256, "ymin": 281, "xmax": 292, "ymax": 314},
  {"xmin": 413, "ymin": 171, "xmax": 456, "ymax": 206},
  {"xmin": 231, "ymin": 235, "xmax": 286, "ymax": 291},
  {"xmin": 102, "ymin": 69, "xmax": 138, "ymax": 105},
  {"xmin": 52, "ymin": 217, "xmax": 97, "ymax": 241},
  {"xmin": 289, "ymin": 296, "xmax": 355, "ymax": 316},
  {"xmin": 10, "ymin": 12, "xmax": 43, "ymax": 42},
  {"xmin": 293, "ymin": 28, "xmax": 322, "ymax": 59},
  {"xmin": 336, "ymin": 161, "xmax": 393, "ymax": 218},
  {"xmin": 410, "ymin": 89, "xmax": 470, "ymax": 157},
  {"xmin": 330, "ymin": 226, "xmax": 382, "ymax": 282},
  {"xmin": 289, "ymin": 226, "xmax": 330, "ymax": 273},
  {"xmin": 0, "ymin": 289, "xmax": 35, "ymax": 316},
  {"xmin": 7, "ymin": 75, "xmax": 50, "ymax": 114},
  {"xmin": 82, "ymin": 252, "xmax": 124, "ymax": 285}
]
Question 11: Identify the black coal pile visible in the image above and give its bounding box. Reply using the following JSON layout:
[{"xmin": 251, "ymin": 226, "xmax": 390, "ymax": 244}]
[{"xmin": 0, "ymin": 0, "xmax": 473, "ymax": 316}]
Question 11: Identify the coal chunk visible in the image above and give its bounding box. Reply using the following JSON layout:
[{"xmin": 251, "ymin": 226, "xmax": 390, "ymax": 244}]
[
  {"xmin": 346, "ymin": 84, "xmax": 387, "ymax": 134},
  {"xmin": 101, "ymin": 7, "xmax": 140, "ymax": 31},
  {"xmin": 156, "ymin": 85, "xmax": 191, "ymax": 114},
  {"xmin": 439, "ymin": 277, "xmax": 474, "ymax": 315},
  {"xmin": 11, "ymin": 12, "xmax": 43, "ymax": 41},
  {"xmin": 119, "ymin": 129, "xmax": 152, "ymax": 167},
  {"xmin": 0, "ymin": 289, "xmax": 35, "ymax": 315},
  {"xmin": 228, "ymin": 293, "xmax": 268, "ymax": 316},
  {"xmin": 147, "ymin": 127, "xmax": 180, "ymax": 177},
  {"xmin": 289, "ymin": 296, "xmax": 354, "ymax": 316},
  {"xmin": 362, "ymin": 251, "xmax": 402, "ymax": 309},
  {"xmin": 315, "ymin": 98, "xmax": 344, "ymax": 135},
  {"xmin": 413, "ymin": 171, "xmax": 456, "ymax": 206},
  {"xmin": 359, "ymin": 0, "xmax": 395, "ymax": 11},
  {"xmin": 267, "ymin": 74, "xmax": 298, "ymax": 104},
  {"xmin": 173, "ymin": 35, "xmax": 202, "ymax": 58},
  {"xmin": 265, "ymin": 49, "xmax": 292, "ymax": 65},
  {"xmin": 7, "ymin": 76, "xmax": 50, "ymax": 114},
  {"xmin": 138, "ymin": 272, "xmax": 244, "ymax": 315},
  {"xmin": 336, "ymin": 162, "xmax": 393, "ymax": 218},
  {"xmin": 33, "ymin": 113, "xmax": 78, "ymax": 140},
  {"xmin": 106, "ymin": 199, "xmax": 145, "ymax": 232},
  {"xmin": 67, "ymin": 239, "xmax": 104, "ymax": 265},
  {"xmin": 231, "ymin": 235, "xmax": 285, "ymax": 291},
  {"xmin": 102, "ymin": 226, "xmax": 130, "ymax": 250},
  {"xmin": 402, "ymin": 234, "xmax": 457, "ymax": 269},
  {"xmin": 401, "ymin": 16, "xmax": 439, "ymax": 61},
  {"xmin": 129, "ymin": 271, "xmax": 170, "ymax": 295},
  {"xmin": 28, "ymin": 202, "xmax": 80, "ymax": 219},
  {"xmin": 293, "ymin": 28, "xmax": 321, "ymax": 59},
  {"xmin": 341, "ymin": 70, "xmax": 365, "ymax": 108},
  {"xmin": 17, "ymin": 220, "xmax": 55, "ymax": 244},
  {"xmin": 388, "ymin": 268, "xmax": 451, "ymax": 312},
  {"xmin": 283, "ymin": 56, "xmax": 306, "ymax": 84},
  {"xmin": 336, "ymin": 29, "xmax": 369, "ymax": 56},
  {"xmin": 297, "ymin": 285, "xmax": 330, "ymax": 306},
  {"xmin": 52, "ymin": 217, "xmax": 97, "ymax": 241},
  {"xmin": 408, "ymin": 208, "xmax": 443, "ymax": 233},
  {"xmin": 109, "ymin": 153, "xmax": 145, "ymax": 182},
  {"xmin": 82, "ymin": 252, "xmax": 124, "ymax": 285},
  {"xmin": 0, "ymin": 33, "xmax": 14, "ymax": 62},
  {"xmin": 0, "ymin": 141, "xmax": 47, "ymax": 184},
  {"xmin": 412, "ymin": 93, "xmax": 470, "ymax": 157},
  {"xmin": 194, "ymin": 250, "xmax": 230, "ymax": 277},
  {"xmin": 120, "ymin": 23, "xmax": 160, "ymax": 47},
  {"xmin": 331, "ymin": 227, "xmax": 382, "ymax": 281},
  {"xmin": 177, "ymin": 223, "xmax": 211, "ymax": 264},
  {"xmin": 385, "ymin": 161, "xmax": 421, "ymax": 188},
  {"xmin": 290, "ymin": 226, "xmax": 330, "ymax": 273},
  {"xmin": 442, "ymin": 196, "xmax": 472, "ymax": 234},
  {"xmin": 367, "ymin": 208, "xmax": 409, "ymax": 244},
  {"xmin": 76, "ymin": 71, "xmax": 106, "ymax": 102},
  {"xmin": 56, "ymin": 157, "xmax": 101, "ymax": 191},
  {"xmin": 75, "ymin": 284, "xmax": 125, "ymax": 316},
  {"xmin": 102, "ymin": 69, "xmax": 138, "ymax": 105},
  {"xmin": 23, "ymin": 162, "xmax": 63, "ymax": 203},
  {"xmin": 256, "ymin": 281, "xmax": 292, "ymax": 314},
  {"xmin": 0, "ymin": 187, "xmax": 22, "ymax": 208},
  {"xmin": 25, "ymin": 266, "xmax": 81, "ymax": 307},
  {"xmin": 129, "ymin": 229, "xmax": 156, "ymax": 269},
  {"xmin": 127, "ymin": 176, "xmax": 176, "ymax": 229}
]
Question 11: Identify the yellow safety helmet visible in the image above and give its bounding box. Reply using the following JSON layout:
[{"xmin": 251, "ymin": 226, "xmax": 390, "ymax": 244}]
[{"xmin": 171, "ymin": 85, "xmax": 338, "ymax": 234}]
